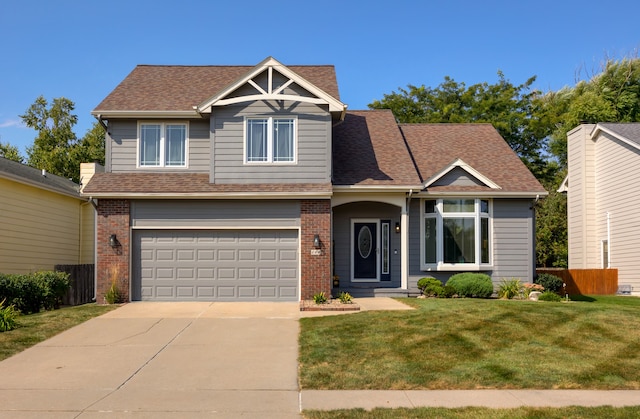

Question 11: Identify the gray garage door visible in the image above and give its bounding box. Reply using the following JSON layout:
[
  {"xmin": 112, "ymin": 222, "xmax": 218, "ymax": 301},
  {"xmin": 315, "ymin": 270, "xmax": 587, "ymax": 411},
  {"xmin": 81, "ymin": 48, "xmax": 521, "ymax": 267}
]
[{"xmin": 132, "ymin": 230, "xmax": 299, "ymax": 301}]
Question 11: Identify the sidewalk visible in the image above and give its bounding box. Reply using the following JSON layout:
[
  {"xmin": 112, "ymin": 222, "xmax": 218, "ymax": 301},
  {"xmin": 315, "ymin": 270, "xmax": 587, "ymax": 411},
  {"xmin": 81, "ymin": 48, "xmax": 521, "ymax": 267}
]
[{"xmin": 301, "ymin": 389, "xmax": 640, "ymax": 410}]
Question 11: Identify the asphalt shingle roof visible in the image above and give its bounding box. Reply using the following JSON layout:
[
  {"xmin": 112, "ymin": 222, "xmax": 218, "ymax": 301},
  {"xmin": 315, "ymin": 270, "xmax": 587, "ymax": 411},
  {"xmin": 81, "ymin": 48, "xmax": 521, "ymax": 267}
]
[
  {"xmin": 0, "ymin": 156, "xmax": 81, "ymax": 198},
  {"xmin": 597, "ymin": 123, "xmax": 640, "ymax": 147},
  {"xmin": 93, "ymin": 65, "xmax": 340, "ymax": 113}
]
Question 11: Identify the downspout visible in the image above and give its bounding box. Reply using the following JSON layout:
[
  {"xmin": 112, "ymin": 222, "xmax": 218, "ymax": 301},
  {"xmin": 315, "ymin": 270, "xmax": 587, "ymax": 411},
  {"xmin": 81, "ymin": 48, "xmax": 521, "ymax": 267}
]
[
  {"xmin": 89, "ymin": 197, "xmax": 98, "ymax": 302},
  {"xmin": 607, "ymin": 212, "xmax": 611, "ymax": 268}
]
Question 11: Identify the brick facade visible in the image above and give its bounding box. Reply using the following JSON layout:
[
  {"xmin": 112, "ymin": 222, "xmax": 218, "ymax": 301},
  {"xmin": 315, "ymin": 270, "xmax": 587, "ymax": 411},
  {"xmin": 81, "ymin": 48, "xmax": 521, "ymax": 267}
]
[
  {"xmin": 96, "ymin": 199, "xmax": 130, "ymax": 303},
  {"xmin": 300, "ymin": 199, "xmax": 332, "ymax": 300}
]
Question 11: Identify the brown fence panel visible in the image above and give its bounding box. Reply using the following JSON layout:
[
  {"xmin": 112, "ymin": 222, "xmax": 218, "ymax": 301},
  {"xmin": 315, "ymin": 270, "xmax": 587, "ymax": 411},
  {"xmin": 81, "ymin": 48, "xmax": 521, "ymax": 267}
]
[
  {"xmin": 536, "ymin": 268, "xmax": 618, "ymax": 295},
  {"xmin": 55, "ymin": 264, "xmax": 95, "ymax": 305}
]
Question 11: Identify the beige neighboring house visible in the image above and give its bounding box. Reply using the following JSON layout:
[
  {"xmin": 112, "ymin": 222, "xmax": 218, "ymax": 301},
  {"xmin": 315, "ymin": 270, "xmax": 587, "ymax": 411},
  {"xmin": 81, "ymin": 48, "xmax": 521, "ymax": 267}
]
[
  {"xmin": 566, "ymin": 123, "xmax": 640, "ymax": 295},
  {"xmin": 0, "ymin": 156, "xmax": 96, "ymax": 274}
]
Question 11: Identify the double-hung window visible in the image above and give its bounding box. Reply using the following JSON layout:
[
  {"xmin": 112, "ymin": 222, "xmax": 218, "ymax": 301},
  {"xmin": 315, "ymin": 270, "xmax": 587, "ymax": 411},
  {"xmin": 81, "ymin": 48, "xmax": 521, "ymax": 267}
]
[
  {"xmin": 245, "ymin": 117, "xmax": 295, "ymax": 163},
  {"xmin": 139, "ymin": 123, "xmax": 187, "ymax": 167},
  {"xmin": 423, "ymin": 198, "xmax": 491, "ymax": 270}
]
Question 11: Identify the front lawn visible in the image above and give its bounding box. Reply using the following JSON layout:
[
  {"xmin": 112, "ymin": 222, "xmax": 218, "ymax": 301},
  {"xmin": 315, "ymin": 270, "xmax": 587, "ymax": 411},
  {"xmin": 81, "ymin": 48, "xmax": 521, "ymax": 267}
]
[
  {"xmin": 299, "ymin": 296, "xmax": 640, "ymax": 389},
  {"xmin": 303, "ymin": 406, "xmax": 640, "ymax": 419},
  {"xmin": 0, "ymin": 303, "xmax": 117, "ymax": 361}
]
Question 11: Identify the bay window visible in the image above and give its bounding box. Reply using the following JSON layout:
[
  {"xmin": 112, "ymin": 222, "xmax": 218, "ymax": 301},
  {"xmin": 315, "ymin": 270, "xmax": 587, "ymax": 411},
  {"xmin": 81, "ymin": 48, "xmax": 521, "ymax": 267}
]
[
  {"xmin": 139, "ymin": 122, "xmax": 187, "ymax": 167},
  {"xmin": 422, "ymin": 198, "xmax": 491, "ymax": 269},
  {"xmin": 246, "ymin": 117, "xmax": 295, "ymax": 163}
]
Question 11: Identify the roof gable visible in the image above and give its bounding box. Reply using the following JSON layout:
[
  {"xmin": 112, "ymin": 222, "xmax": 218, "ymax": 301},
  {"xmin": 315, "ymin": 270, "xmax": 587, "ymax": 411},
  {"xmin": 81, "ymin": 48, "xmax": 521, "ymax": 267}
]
[
  {"xmin": 400, "ymin": 123, "xmax": 546, "ymax": 194},
  {"xmin": 92, "ymin": 58, "xmax": 343, "ymax": 117},
  {"xmin": 197, "ymin": 57, "xmax": 346, "ymax": 114},
  {"xmin": 592, "ymin": 123, "xmax": 640, "ymax": 151},
  {"xmin": 425, "ymin": 158, "xmax": 501, "ymax": 189}
]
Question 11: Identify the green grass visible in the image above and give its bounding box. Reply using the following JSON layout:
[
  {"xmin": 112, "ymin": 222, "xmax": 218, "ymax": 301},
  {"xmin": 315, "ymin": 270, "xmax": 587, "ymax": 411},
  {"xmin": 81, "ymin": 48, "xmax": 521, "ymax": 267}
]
[
  {"xmin": 303, "ymin": 406, "xmax": 640, "ymax": 419},
  {"xmin": 299, "ymin": 296, "xmax": 640, "ymax": 390},
  {"xmin": 0, "ymin": 303, "xmax": 117, "ymax": 361}
]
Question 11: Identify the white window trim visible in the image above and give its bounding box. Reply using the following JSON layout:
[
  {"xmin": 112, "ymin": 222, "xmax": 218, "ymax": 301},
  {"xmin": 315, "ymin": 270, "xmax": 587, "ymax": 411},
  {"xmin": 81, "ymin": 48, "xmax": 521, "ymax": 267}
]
[
  {"xmin": 243, "ymin": 116, "xmax": 297, "ymax": 164},
  {"xmin": 137, "ymin": 121, "xmax": 189, "ymax": 168},
  {"xmin": 420, "ymin": 198, "xmax": 493, "ymax": 271}
]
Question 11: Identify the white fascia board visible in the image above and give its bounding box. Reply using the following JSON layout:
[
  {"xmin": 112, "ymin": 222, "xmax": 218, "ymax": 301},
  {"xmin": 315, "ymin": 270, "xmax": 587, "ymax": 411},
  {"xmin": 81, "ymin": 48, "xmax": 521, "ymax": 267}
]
[
  {"xmin": 79, "ymin": 191, "xmax": 333, "ymax": 199},
  {"xmin": 591, "ymin": 124, "xmax": 640, "ymax": 152},
  {"xmin": 91, "ymin": 110, "xmax": 201, "ymax": 119},
  {"xmin": 197, "ymin": 56, "xmax": 346, "ymax": 114},
  {"xmin": 414, "ymin": 190, "xmax": 548, "ymax": 198},
  {"xmin": 424, "ymin": 158, "xmax": 501, "ymax": 189},
  {"xmin": 214, "ymin": 94, "xmax": 328, "ymax": 107},
  {"xmin": 332, "ymin": 185, "xmax": 422, "ymax": 193}
]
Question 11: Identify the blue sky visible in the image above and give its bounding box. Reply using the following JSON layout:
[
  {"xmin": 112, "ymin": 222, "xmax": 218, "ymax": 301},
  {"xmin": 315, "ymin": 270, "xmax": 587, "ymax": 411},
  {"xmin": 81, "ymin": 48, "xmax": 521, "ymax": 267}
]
[{"xmin": 1, "ymin": 0, "xmax": 639, "ymax": 156}]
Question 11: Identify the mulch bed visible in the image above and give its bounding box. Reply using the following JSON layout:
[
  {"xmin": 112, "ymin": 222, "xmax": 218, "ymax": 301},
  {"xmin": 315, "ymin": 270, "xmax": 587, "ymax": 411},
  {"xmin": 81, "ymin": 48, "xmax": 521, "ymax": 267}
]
[{"xmin": 299, "ymin": 299, "xmax": 360, "ymax": 312}]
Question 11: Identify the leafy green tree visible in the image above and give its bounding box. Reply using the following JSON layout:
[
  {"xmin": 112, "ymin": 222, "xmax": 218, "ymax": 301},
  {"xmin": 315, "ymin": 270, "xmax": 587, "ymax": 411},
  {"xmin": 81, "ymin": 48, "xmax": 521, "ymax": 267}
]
[
  {"xmin": 21, "ymin": 96, "xmax": 78, "ymax": 181},
  {"xmin": 72, "ymin": 122, "xmax": 106, "ymax": 168},
  {"xmin": 543, "ymin": 58, "xmax": 640, "ymax": 167},
  {"xmin": 0, "ymin": 141, "xmax": 24, "ymax": 163}
]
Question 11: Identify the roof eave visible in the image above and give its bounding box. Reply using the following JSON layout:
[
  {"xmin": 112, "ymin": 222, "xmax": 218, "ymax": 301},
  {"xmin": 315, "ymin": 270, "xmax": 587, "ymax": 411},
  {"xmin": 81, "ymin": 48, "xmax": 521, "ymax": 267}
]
[
  {"xmin": 80, "ymin": 191, "xmax": 333, "ymax": 199},
  {"xmin": 91, "ymin": 110, "xmax": 202, "ymax": 119}
]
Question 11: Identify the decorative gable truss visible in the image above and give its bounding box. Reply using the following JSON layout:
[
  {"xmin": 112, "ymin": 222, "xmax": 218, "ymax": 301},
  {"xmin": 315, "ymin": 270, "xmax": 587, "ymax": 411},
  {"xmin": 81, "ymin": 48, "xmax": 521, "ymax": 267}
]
[
  {"xmin": 196, "ymin": 57, "xmax": 346, "ymax": 117},
  {"xmin": 423, "ymin": 158, "xmax": 501, "ymax": 190}
]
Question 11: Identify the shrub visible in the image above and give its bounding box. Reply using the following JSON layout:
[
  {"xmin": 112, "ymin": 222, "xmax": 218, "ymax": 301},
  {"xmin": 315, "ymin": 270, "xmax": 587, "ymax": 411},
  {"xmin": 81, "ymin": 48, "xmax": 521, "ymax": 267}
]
[
  {"xmin": 417, "ymin": 277, "xmax": 445, "ymax": 297},
  {"xmin": 313, "ymin": 291, "xmax": 328, "ymax": 304},
  {"xmin": 538, "ymin": 290, "xmax": 563, "ymax": 302},
  {"xmin": 446, "ymin": 273, "xmax": 494, "ymax": 298},
  {"xmin": 0, "ymin": 271, "xmax": 70, "ymax": 314},
  {"xmin": 0, "ymin": 298, "xmax": 18, "ymax": 332},
  {"xmin": 338, "ymin": 291, "xmax": 353, "ymax": 304},
  {"xmin": 535, "ymin": 273, "xmax": 564, "ymax": 294},
  {"xmin": 441, "ymin": 284, "xmax": 457, "ymax": 298},
  {"xmin": 497, "ymin": 279, "xmax": 523, "ymax": 299}
]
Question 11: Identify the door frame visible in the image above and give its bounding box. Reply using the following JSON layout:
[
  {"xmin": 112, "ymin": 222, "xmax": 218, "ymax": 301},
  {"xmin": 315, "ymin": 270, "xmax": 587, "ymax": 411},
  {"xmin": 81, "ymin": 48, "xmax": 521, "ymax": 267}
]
[{"xmin": 351, "ymin": 218, "xmax": 381, "ymax": 282}]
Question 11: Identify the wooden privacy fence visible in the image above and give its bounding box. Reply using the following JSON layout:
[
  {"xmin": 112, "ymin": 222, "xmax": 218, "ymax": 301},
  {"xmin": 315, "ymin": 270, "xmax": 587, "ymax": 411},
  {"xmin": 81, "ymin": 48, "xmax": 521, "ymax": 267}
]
[
  {"xmin": 55, "ymin": 264, "xmax": 94, "ymax": 306},
  {"xmin": 536, "ymin": 268, "xmax": 618, "ymax": 295}
]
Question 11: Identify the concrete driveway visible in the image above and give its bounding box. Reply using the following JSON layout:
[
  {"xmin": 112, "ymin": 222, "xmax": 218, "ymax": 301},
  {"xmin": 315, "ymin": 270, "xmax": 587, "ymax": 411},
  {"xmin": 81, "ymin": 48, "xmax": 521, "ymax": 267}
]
[{"xmin": 0, "ymin": 302, "xmax": 303, "ymax": 418}]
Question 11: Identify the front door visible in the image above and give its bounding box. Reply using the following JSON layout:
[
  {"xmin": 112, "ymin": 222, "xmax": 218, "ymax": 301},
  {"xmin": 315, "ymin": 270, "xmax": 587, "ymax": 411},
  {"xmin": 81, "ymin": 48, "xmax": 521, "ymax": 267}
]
[{"xmin": 352, "ymin": 220, "xmax": 379, "ymax": 281}]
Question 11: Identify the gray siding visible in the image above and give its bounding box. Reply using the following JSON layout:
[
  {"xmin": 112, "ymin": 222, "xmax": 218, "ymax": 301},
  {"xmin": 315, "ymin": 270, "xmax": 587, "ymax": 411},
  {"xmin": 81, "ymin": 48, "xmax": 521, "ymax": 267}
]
[
  {"xmin": 107, "ymin": 119, "xmax": 210, "ymax": 173},
  {"xmin": 211, "ymin": 101, "xmax": 331, "ymax": 184},
  {"xmin": 131, "ymin": 200, "xmax": 300, "ymax": 228},
  {"xmin": 332, "ymin": 202, "xmax": 402, "ymax": 288},
  {"xmin": 432, "ymin": 167, "xmax": 484, "ymax": 187},
  {"xmin": 407, "ymin": 198, "xmax": 535, "ymax": 289}
]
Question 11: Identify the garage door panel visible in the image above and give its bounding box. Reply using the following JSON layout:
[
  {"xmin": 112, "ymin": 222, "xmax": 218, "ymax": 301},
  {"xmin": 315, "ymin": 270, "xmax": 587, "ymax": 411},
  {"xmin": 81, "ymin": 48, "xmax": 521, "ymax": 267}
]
[{"xmin": 133, "ymin": 229, "xmax": 299, "ymax": 301}]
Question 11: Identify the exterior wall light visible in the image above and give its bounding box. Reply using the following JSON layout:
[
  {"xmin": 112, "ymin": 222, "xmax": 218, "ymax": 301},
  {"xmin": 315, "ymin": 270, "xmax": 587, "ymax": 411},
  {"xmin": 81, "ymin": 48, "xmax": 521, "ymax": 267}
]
[
  {"xmin": 313, "ymin": 234, "xmax": 321, "ymax": 249},
  {"xmin": 109, "ymin": 234, "xmax": 119, "ymax": 248},
  {"xmin": 395, "ymin": 222, "xmax": 401, "ymax": 234}
]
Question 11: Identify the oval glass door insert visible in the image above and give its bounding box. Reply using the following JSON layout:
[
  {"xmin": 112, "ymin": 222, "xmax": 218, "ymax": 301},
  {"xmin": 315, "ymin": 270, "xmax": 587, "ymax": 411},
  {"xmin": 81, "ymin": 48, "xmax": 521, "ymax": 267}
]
[{"xmin": 358, "ymin": 226, "xmax": 373, "ymax": 258}]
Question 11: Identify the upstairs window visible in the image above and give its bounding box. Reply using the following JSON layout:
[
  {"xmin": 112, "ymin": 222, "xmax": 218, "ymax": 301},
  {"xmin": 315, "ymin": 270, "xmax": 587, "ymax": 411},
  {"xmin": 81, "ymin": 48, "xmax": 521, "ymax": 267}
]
[
  {"xmin": 139, "ymin": 123, "xmax": 187, "ymax": 167},
  {"xmin": 245, "ymin": 117, "xmax": 295, "ymax": 163},
  {"xmin": 422, "ymin": 198, "xmax": 491, "ymax": 270}
]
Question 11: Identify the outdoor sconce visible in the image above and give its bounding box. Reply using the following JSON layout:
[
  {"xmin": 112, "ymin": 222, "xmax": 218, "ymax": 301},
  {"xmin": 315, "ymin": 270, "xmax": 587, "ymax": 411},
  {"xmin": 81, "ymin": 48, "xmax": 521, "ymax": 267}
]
[
  {"xmin": 313, "ymin": 234, "xmax": 321, "ymax": 249},
  {"xmin": 395, "ymin": 222, "xmax": 401, "ymax": 234},
  {"xmin": 109, "ymin": 234, "xmax": 119, "ymax": 248}
]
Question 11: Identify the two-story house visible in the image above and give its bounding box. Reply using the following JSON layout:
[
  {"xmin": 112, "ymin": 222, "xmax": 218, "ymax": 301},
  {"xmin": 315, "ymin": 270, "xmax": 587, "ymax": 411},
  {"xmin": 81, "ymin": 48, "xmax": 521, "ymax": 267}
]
[{"xmin": 83, "ymin": 57, "xmax": 546, "ymax": 303}]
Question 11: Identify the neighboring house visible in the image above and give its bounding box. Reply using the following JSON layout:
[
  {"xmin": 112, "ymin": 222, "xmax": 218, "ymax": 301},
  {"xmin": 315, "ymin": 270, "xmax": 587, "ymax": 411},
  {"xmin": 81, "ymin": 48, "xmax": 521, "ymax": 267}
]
[
  {"xmin": 566, "ymin": 123, "xmax": 640, "ymax": 295},
  {"xmin": 83, "ymin": 57, "xmax": 546, "ymax": 302},
  {"xmin": 0, "ymin": 156, "xmax": 95, "ymax": 273}
]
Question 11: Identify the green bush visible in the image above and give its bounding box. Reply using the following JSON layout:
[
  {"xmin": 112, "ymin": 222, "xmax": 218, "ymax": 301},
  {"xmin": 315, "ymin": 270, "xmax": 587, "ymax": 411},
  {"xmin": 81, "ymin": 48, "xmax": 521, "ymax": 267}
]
[
  {"xmin": 497, "ymin": 278, "xmax": 523, "ymax": 299},
  {"xmin": 0, "ymin": 271, "xmax": 70, "ymax": 314},
  {"xmin": 442, "ymin": 284, "xmax": 457, "ymax": 298},
  {"xmin": 417, "ymin": 277, "xmax": 445, "ymax": 297},
  {"xmin": 337, "ymin": 291, "xmax": 353, "ymax": 304},
  {"xmin": 538, "ymin": 290, "xmax": 563, "ymax": 302},
  {"xmin": 535, "ymin": 273, "xmax": 564, "ymax": 294},
  {"xmin": 446, "ymin": 273, "xmax": 494, "ymax": 298},
  {"xmin": 313, "ymin": 291, "xmax": 328, "ymax": 304},
  {"xmin": 0, "ymin": 298, "xmax": 18, "ymax": 332}
]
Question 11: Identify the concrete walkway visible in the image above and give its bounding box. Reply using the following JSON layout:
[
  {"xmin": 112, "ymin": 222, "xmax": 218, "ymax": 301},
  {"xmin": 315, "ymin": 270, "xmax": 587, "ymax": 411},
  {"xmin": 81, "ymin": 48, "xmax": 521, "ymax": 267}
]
[{"xmin": 1, "ymin": 298, "xmax": 638, "ymax": 417}]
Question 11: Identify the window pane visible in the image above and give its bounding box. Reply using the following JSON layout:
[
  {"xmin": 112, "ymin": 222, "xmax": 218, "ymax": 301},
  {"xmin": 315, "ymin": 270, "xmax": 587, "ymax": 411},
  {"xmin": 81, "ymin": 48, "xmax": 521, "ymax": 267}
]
[
  {"xmin": 140, "ymin": 124, "xmax": 161, "ymax": 166},
  {"xmin": 443, "ymin": 199, "xmax": 474, "ymax": 213},
  {"xmin": 481, "ymin": 217, "xmax": 489, "ymax": 263},
  {"xmin": 165, "ymin": 125, "xmax": 185, "ymax": 166},
  {"xmin": 247, "ymin": 119, "xmax": 268, "ymax": 162},
  {"xmin": 425, "ymin": 200, "xmax": 436, "ymax": 214},
  {"xmin": 424, "ymin": 217, "xmax": 437, "ymax": 264},
  {"xmin": 443, "ymin": 218, "xmax": 475, "ymax": 263},
  {"xmin": 273, "ymin": 119, "xmax": 294, "ymax": 162},
  {"xmin": 480, "ymin": 199, "xmax": 489, "ymax": 214},
  {"xmin": 382, "ymin": 223, "xmax": 389, "ymax": 274}
]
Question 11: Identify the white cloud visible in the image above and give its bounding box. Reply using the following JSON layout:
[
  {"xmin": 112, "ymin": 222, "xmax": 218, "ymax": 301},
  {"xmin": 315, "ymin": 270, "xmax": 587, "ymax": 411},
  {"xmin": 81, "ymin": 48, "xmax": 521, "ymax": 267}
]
[{"xmin": 0, "ymin": 119, "xmax": 25, "ymax": 129}]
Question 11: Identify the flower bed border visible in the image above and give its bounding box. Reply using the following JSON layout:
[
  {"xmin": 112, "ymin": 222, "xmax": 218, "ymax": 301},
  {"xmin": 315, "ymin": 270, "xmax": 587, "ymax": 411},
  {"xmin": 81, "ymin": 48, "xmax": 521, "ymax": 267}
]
[{"xmin": 299, "ymin": 299, "xmax": 360, "ymax": 311}]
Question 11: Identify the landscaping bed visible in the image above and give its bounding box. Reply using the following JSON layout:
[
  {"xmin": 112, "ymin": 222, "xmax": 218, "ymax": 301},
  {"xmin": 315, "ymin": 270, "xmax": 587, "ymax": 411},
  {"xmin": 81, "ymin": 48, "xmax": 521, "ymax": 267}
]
[{"xmin": 300, "ymin": 299, "xmax": 360, "ymax": 312}]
